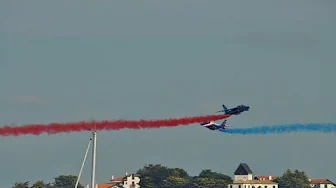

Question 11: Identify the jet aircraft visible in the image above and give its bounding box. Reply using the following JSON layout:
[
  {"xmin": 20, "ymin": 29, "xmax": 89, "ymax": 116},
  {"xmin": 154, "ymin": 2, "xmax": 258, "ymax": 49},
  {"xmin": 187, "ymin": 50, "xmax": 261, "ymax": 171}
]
[
  {"xmin": 200, "ymin": 119, "xmax": 230, "ymax": 131},
  {"xmin": 217, "ymin": 104, "xmax": 250, "ymax": 115}
]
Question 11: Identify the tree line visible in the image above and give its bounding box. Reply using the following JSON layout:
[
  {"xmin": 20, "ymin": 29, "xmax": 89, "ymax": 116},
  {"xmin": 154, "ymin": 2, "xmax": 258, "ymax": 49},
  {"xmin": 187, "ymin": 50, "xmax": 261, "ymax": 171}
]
[
  {"xmin": 10, "ymin": 175, "xmax": 84, "ymax": 188},
  {"xmin": 10, "ymin": 164, "xmax": 313, "ymax": 188}
]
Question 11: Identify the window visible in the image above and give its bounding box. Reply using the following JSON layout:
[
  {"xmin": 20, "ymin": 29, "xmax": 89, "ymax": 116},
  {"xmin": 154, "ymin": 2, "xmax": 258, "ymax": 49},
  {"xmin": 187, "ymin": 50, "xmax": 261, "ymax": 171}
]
[
  {"xmin": 265, "ymin": 186, "xmax": 267, "ymax": 188},
  {"xmin": 132, "ymin": 174, "xmax": 135, "ymax": 180},
  {"xmin": 239, "ymin": 185, "xmax": 241, "ymax": 188}
]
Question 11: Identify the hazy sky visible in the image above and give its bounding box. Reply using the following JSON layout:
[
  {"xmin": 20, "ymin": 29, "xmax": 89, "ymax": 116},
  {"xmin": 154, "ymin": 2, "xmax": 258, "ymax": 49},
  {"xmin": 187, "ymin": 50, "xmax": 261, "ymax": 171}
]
[{"xmin": 1, "ymin": 0, "xmax": 336, "ymax": 187}]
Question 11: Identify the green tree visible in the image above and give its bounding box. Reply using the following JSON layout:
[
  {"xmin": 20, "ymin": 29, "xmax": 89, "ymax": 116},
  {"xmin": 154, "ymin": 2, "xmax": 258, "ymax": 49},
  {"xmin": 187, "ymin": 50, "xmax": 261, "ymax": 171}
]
[
  {"xmin": 138, "ymin": 176, "xmax": 156, "ymax": 188},
  {"xmin": 188, "ymin": 177, "xmax": 230, "ymax": 188},
  {"xmin": 31, "ymin": 180, "xmax": 53, "ymax": 188},
  {"xmin": 275, "ymin": 169, "xmax": 310, "ymax": 188},
  {"xmin": 160, "ymin": 176, "xmax": 190, "ymax": 188},
  {"xmin": 198, "ymin": 169, "xmax": 232, "ymax": 182},
  {"xmin": 137, "ymin": 164, "xmax": 232, "ymax": 188},
  {"xmin": 170, "ymin": 168, "xmax": 189, "ymax": 179},
  {"xmin": 12, "ymin": 182, "xmax": 29, "ymax": 188},
  {"xmin": 183, "ymin": 169, "xmax": 232, "ymax": 188},
  {"xmin": 137, "ymin": 164, "xmax": 173, "ymax": 187},
  {"xmin": 159, "ymin": 168, "xmax": 190, "ymax": 188},
  {"xmin": 53, "ymin": 175, "xmax": 84, "ymax": 188},
  {"xmin": 137, "ymin": 164, "xmax": 191, "ymax": 187}
]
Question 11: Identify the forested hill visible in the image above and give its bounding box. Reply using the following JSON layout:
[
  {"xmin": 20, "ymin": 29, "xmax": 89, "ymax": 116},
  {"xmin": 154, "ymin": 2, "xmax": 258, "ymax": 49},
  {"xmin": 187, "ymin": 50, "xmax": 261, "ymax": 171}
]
[{"xmin": 137, "ymin": 164, "xmax": 232, "ymax": 187}]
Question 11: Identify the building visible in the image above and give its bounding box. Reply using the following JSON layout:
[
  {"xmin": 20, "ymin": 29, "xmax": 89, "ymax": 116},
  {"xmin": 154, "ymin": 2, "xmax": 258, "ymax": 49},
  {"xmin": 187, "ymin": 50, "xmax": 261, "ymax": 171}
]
[
  {"xmin": 120, "ymin": 173, "xmax": 140, "ymax": 188},
  {"xmin": 234, "ymin": 163, "xmax": 253, "ymax": 181},
  {"xmin": 89, "ymin": 173, "xmax": 141, "ymax": 188},
  {"xmin": 227, "ymin": 163, "xmax": 278, "ymax": 188},
  {"xmin": 254, "ymin": 176, "xmax": 278, "ymax": 181},
  {"xmin": 255, "ymin": 175, "xmax": 336, "ymax": 188},
  {"xmin": 97, "ymin": 182, "xmax": 120, "ymax": 188},
  {"xmin": 309, "ymin": 178, "xmax": 335, "ymax": 188}
]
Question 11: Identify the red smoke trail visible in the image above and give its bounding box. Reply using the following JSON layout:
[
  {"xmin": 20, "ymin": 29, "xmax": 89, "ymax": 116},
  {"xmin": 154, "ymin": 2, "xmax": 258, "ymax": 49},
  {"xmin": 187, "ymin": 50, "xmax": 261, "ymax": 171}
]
[{"xmin": 0, "ymin": 114, "xmax": 231, "ymax": 137}]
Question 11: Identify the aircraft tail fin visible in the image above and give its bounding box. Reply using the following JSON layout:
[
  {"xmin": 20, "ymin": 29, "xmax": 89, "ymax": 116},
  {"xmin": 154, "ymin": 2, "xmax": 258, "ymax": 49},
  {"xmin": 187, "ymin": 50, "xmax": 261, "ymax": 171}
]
[
  {"xmin": 220, "ymin": 119, "xmax": 227, "ymax": 127},
  {"xmin": 222, "ymin": 104, "xmax": 228, "ymax": 111}
]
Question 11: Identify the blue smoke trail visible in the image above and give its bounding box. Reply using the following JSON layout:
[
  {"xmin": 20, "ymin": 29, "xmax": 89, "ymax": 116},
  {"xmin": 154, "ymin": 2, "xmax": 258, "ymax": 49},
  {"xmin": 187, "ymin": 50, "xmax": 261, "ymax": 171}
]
[{"xmin": 221, "ymin": 123, "xmax": 336, "ymax": 135}]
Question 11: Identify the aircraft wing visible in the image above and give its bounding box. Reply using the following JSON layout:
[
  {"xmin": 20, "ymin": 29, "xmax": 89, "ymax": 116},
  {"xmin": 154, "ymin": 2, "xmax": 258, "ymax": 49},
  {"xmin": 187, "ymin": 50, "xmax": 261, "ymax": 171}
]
[
  {"xmin": 200, "ymin": 121, "xmax": 218, "ymax": 127},
  {"xmin": 206, "ymin": 125, "xmax": 223, "ymax": 130},
  {"xmin": 202, "ymin": 124, "xmax": 216, "ymax": 127}
]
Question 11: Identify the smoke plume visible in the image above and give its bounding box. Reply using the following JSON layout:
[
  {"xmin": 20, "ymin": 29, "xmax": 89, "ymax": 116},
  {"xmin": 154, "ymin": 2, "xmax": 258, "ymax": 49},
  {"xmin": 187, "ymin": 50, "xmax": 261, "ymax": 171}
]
[
  {"xmin": 221, "ymin": 123, "xmax": 336, "ymax": 134},
  {"xmin": 0, "ymin": 114, "xmax": 231, "ymax": 137}
]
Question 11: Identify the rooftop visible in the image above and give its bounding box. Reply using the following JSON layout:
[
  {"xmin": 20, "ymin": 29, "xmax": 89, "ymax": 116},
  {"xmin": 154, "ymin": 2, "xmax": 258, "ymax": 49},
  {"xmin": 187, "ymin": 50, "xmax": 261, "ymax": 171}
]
[
  {"xmin": 255, "ymin": 176, "xmax": 278, "ymax": 181},
  {"xmin": 97, "ymin": 183, "xmax": 118, "ymax": 188},
  {"xmin": 254, "ymin": 176, "xmax": 336, "ymax": 186},
  {"xmin": 233, "ymin": 180, "xmax": 277, "ymax": 184},
  {"xmin": 309, "ymin": 178, "xmax": 336, "ymax": 185},
  {"xmin": 234, "ymin": 163, "xmax": 253, "ymax": 175}
]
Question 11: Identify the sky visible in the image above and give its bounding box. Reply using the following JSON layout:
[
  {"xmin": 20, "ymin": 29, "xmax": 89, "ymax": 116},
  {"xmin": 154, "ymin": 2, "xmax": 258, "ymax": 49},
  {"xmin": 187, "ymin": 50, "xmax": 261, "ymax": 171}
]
[{"xmin": 1, "ymin": 0, "xmax": 336, "ymax": 187}]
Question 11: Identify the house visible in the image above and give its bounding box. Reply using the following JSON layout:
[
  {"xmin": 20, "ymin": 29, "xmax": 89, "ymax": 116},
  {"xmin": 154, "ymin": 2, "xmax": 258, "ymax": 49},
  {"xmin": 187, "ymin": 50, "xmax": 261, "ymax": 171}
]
[
  {"xmin": 308, "ymin": 178, "xmax": 336, "ymax": 188},
  {"xmin": 255, "ymin": 175, "xmax": 336, "ymax": 188},
  {"xmin": 227, "ymin": 163, "xmax": 278, "ymax": 188},
  {"xmin": 88, "ymin": 173, "xmax": 141, "ymax": 188},
  {"xmin": 120, "ymin": 173, "xmax": 140, "ymax": 188}
]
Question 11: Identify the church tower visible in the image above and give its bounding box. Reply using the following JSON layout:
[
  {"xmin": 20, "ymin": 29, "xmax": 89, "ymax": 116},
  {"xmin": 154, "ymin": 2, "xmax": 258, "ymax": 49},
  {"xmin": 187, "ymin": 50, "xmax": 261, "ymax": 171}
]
[{"xmin": 234, "ymin": 163, "xmax": 253, "ymax": 181}]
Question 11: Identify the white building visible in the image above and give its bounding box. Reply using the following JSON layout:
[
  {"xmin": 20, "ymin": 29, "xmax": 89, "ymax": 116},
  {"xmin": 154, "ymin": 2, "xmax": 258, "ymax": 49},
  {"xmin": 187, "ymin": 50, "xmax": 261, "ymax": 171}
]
[
  {"xmin": 254, "ymin": 176, "xmax": 278, "ymax": 181},
  {"xmin": 120, "ymin": 174, "xmax": 140, "ymax": 188},
  {"xmin": 309, "ymin": 178, "xmax": 336, "ymax": 188},
  {"xmin": 90, "ymin": 173, "xmax": 141, "ymax": 188},
  {"xmin": 255, "ymin": 175, "xmax": 336, "ymax": 188},
  {"xmin": 227, "ymin": 163, "xmax": 278, "ymax": 188}
]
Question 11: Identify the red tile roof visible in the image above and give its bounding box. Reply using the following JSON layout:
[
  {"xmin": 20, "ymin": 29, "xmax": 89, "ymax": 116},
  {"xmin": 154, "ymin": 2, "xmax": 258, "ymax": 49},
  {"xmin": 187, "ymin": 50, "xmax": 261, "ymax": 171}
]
[
  {"xmin": 97, "ymin": 183, "xmax": 117, "ymax": 188},
  {"xmin": 255, "ymin": 176, "xmax": 335, "ymax": 185},
  {"xmin": 233, "ymin": 180, "xmax": 277, "ymax": 184},
  {"xmin": 309, "ymin": 178, "xmax": 335, "ymax": 185},
  {"xmin": 255, "ymin": 176, "xmax": 278, "ymax": 180},
  {"xmin": 112, "ymin": 174, "xmax": 139, "ymax": 182},
  {"xmin": 97, "ymin": 173, "xmax": 140, "ymax": 188}
]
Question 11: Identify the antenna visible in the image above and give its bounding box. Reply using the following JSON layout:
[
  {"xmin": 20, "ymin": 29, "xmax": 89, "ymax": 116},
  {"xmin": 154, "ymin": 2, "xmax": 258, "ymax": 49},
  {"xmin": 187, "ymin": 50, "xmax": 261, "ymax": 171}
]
[
  {"xmin": 91, "ymin": 124, "xmax": 97, "ymax": 188},
  {"xmin": 74, "ymin": 119, "xmax": 98, "ymax": 188}
]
